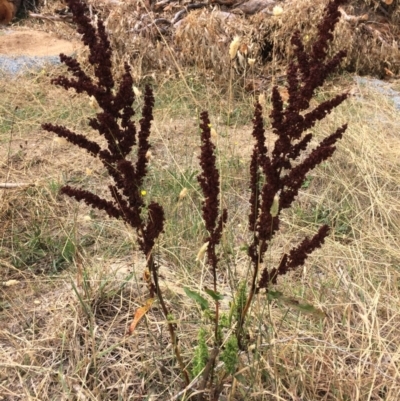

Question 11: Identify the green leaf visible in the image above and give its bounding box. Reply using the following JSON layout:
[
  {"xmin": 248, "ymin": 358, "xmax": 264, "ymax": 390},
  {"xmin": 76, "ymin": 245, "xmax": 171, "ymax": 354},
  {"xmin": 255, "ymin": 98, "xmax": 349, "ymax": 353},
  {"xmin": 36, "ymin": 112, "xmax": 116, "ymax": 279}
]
[
  {"xmin": 267, "ymin": 290, "xmax": 325, "ymax": 319},
  {"xmin": 184, "ymin": 287, "xmax": 209, "ymax": 311},
  {"xmin": 301, "ymin": 175, "xmax": 313, "ymax": 189},
  {"xmin": 234, "ymin": 373, "xmax": 247, "ymax": 384},
  {"xmin": 266, "ymin": 289, "xmax": 284, "ymax": 301},
  {"xmin": 204, "ymin": 287, "xmax": 224, "ymax": 301},
  {"xmin": 286, "ymin": 299, "xmax": 325, "ymax": 318}
]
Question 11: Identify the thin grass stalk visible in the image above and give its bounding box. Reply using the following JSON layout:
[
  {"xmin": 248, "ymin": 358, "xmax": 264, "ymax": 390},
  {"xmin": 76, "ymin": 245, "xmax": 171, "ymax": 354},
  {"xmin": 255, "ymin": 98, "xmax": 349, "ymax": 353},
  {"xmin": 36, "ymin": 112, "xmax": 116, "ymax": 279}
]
[{"xmin": 147, "ymin": 251, "xmax": 189, "ymax": 383}]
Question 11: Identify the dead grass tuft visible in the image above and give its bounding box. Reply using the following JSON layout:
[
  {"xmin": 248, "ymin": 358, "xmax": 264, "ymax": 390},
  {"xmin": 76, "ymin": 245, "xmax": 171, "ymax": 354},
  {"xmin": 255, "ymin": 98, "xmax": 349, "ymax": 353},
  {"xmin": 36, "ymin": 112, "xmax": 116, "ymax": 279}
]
[
  {"xmin": 251, "ymin": 0, "xmax": 400, "ymax": 77},
  {"xmin": 1, "ymin": 43, "xmax": 400, "ymax": 400},
  {"xmin": 17, "ymin": 0, "xmax": 400, "ymax": 80}
]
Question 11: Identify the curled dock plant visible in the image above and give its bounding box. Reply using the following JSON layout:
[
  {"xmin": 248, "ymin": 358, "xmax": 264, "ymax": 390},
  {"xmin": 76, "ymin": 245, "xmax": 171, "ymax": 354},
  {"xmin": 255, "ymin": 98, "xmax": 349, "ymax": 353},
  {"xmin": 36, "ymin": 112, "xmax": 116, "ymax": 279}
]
[
  {"xmin": 43, "ymin": 0, "xmax": 349, "ymax": 397},
  {"xmin": 42, "ymin": 0, "xmax": 189, "ymax": 385}
]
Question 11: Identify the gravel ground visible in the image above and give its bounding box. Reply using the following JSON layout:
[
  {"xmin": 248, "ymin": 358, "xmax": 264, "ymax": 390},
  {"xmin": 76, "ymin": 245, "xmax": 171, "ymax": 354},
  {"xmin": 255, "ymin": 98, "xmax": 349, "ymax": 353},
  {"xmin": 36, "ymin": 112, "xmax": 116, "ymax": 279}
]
[
  {"xmin": 0, "ymin": 55, "xmax": 62, "ymax": 76},
  {"xmin": 355, "ymin": 76, "xmax": 400, "ymax": 110}
]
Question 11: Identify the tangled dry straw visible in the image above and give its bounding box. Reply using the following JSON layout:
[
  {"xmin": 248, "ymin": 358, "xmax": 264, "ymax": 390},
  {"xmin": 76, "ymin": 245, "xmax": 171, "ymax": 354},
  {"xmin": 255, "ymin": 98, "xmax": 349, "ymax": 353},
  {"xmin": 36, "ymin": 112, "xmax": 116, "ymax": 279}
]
[
  {"xmin": 251, "ymin": 0, "xmax": 400, "ymax": 76},
  {"xmin": 68, "ymin": 0, "xmax": 400, "ymax": 79}
]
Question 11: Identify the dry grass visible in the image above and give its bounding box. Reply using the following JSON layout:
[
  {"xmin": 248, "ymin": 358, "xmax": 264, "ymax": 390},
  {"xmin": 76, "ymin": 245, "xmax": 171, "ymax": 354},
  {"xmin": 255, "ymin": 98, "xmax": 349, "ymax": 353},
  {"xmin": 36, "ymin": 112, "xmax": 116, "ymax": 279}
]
[
  {"xmin": 251, "ymin": 0, "xmax": 400, "ymax": 77},
  {"xmin": 1, "ymin": 56, "xmax": 400, "ymax": 401},
  {"xmin": 13, "ymin": 0, "xmax": 400, "ymax": 80}
]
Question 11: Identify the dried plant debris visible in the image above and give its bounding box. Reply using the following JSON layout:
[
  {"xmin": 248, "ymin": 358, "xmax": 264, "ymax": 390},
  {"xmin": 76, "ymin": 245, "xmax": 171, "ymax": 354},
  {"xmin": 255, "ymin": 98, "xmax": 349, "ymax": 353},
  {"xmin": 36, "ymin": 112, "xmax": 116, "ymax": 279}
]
[
  {"xmin": 251, "ymin": 0, "xmax": 400, "ymax": 77},
  {"xmin": 25, "ymin": 0, "xmax": 400, "ymax": 78}
]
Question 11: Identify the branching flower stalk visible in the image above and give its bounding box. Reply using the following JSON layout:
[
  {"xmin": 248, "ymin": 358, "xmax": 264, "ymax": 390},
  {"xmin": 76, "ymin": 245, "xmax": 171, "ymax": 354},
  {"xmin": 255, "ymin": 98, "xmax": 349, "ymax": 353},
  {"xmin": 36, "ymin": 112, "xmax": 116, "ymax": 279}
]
[
  {"xmin": 239, "ymin": 0, "xmax": 349, "ymax": 348},
  {"xmin": 197, "ymin": 113, "xmax": 228, "ymax": 391},
  {"xmin": 42, "ymin": 0, "xmax": 189, "ymax": 385},
  {"xmin": 197, "ymin": 112, "xmax": 228, "ymax": 401},
  {"xmin": 42, "ymin": 0, "xmax": 350, "ymax": 395}
]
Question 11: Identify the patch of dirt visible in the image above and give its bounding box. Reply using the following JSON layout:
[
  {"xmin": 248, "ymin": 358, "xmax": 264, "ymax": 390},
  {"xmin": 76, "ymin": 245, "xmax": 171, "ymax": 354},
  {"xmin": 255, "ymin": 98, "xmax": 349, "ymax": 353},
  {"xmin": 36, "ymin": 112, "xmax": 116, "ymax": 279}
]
[{"xmin": 0, "ymin": 29, "xmax": 79, "ymax": 56}]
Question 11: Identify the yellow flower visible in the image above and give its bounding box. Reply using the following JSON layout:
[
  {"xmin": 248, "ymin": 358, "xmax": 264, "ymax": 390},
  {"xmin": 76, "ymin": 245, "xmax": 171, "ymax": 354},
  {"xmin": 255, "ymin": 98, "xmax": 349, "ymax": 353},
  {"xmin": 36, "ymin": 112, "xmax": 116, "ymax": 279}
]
[{"xmin": 141, "ymin": 190, "xmax": 147, "ymax": 196}]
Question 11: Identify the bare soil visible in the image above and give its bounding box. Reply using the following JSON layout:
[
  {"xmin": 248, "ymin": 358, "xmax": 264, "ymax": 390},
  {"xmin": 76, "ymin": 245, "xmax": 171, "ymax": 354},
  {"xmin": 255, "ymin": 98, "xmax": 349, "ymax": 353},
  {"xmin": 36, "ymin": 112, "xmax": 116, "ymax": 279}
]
[{"xmin": 0, "ymin": 29, "xmax": 79, "ymax": 56}]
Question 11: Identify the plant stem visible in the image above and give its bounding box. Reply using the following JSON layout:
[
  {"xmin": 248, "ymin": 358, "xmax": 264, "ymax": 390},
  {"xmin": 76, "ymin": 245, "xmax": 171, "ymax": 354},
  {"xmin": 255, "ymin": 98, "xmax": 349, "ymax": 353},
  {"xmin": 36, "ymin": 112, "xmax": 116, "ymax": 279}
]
[{"xmin": 147, "ymin": 251, "xmax": 190, "ymax": 385}]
